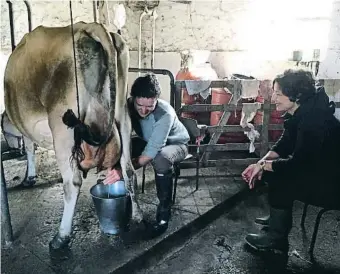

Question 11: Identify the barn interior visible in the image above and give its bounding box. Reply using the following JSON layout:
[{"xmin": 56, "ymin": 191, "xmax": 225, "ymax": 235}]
[{"xmin": 1, "ymin": 1, "xmax": 340, "ymax": 273}]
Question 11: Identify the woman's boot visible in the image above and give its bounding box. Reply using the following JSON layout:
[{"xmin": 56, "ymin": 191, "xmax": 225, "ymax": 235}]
[{"xmin": 245, "ymin": 207, "xmax": 292, "ymax": 253}]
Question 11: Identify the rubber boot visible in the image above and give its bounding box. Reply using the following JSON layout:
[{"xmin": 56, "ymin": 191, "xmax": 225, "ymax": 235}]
[
  {"xmin": 146, "ymin": 170, "xmax": 173, "ymax": 238},
  {"xmin": 245, "ymin": 207, "xmax": 292, "ymax": 254},
  {"xmin": 255, "ymin": 215, "xmax": 270, "ymax": 226}
]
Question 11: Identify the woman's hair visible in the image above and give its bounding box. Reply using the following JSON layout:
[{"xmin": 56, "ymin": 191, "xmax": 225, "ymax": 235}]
[
  {"xmin": 130, "ymin": 73, "xmax": 161, "ymax": 98},
  {"xmin": 273, "ymin": 69, "xmax": 316, "ymax": 104}
]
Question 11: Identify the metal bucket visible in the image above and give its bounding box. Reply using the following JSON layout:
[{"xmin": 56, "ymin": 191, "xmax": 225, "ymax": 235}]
[{"xmin": 90, "ymin": 180, "xmax": 131, "ymax": 235}]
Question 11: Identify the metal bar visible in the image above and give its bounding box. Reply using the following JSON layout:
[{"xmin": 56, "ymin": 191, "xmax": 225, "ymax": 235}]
[
  {"xmin": 128, "ymin": 68, "xmax": 176, "ymax": 108},
  {"xmin": 174, "ymin": 81, "xmax": 183, "ymax": 112},
  {"xmin": 6, "ymin": 1, "xmax": 15, "ymax": 51},
  {"xmin": 23, "ymin": 1, "xmax": 32, "ymax": 32},
  {"xmin": 92, "ymin": 0, "xmax": 98, "ymax": 22},
  {"xmin": 1, "ymin": 159, "xmax": 13, "ymax": 247}
]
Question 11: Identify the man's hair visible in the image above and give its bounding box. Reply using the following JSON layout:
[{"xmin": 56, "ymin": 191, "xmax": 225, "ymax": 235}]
[
  {"xmin": 273, "ymin": 69, "xmax": 316, "ymax": 104},
  {"xmin": 130, "ymin": 73, "xmax": 161, "ymax": 98}
]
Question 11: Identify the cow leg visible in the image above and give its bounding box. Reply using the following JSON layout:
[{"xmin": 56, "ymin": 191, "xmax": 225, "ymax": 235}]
[
  {"xmin": 49, "ymin": 164, "xmax": 81, "ymax": 249},
  {"xmin": 119, "ymin": 108, "xmax": 143, "ymax": 223},
  {"xmin": 48, "ymin": 122, "xmax": 82, "ymax": 250},
  {"xmin": 21, "ymin": 136, "xmax": 37, "ymax": 187}
]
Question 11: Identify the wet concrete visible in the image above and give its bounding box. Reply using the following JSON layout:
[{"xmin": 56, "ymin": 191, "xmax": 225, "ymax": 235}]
[
  {"xmin": 136, "ymin": 190, "xmax": 340, "ymax": 274},
  {"xmin": 1, "ymin": 148, "xmax": 247, "ymax": 274}
]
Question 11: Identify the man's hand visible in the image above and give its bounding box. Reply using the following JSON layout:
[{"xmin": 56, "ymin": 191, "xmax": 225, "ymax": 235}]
[
  {"xmin": 241, "ymin": 164, "xmax": 263, "ymax": 189},
  {"xmin": 103, "ymin": 167, "xmax": 122, "ymax": 185}
]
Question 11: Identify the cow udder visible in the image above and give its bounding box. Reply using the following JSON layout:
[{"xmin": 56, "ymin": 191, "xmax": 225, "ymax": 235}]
[{"xmin": 79, "ymin": 136, "xmax": 121, "ymax": 174}]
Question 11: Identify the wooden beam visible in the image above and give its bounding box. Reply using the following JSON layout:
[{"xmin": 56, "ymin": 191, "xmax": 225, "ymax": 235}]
[{"xmin": 179, "ymin": 158, "xmax": 260, "ymax": 169}]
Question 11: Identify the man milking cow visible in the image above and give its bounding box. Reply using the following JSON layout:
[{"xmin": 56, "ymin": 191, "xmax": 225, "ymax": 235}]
[{"xmin": 104, "ymin": 73, "xmax": 190, "ymax": 237}]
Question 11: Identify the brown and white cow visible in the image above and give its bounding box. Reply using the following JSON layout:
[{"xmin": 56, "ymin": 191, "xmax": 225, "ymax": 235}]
[{"xmin": 3, "ymin": 21, "xmax": 143, "ymax": 249}]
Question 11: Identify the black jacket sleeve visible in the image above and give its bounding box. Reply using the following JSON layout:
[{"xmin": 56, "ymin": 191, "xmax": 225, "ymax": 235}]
[
  {"xmin": 271, "ymin": 122, "xmax": 324, "ymax": 175},
  {"xmin": 270, "ymin": 128, "xmax": 295, "ymax": 158}
]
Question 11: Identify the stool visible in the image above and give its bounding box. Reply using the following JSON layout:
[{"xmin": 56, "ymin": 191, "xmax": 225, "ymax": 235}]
[
  {"xmin": 141, "ymin": 153, "xmax": 198, "ymax": 204},
  {"xmin": 300, "ymin": 203, "xmax": 340, "ymax": 257}
]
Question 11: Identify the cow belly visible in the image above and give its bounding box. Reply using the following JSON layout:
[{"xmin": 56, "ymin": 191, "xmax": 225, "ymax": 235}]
[
  {"xmin": 32, "ymin": 118, "xmax": 53, "ymax": 149},
  {"xmin": 11, "ymin": 113, "xmax": 53, "ymax": 150}
]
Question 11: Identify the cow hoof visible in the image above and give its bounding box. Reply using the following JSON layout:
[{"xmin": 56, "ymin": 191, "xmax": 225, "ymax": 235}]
[
  {"xmin": 21, "ymin": 176, "xmax": 37, "ymax": 187},
  {"xmin": 49, "ymin": 233, "xmax": 70, "ymax": 250}
]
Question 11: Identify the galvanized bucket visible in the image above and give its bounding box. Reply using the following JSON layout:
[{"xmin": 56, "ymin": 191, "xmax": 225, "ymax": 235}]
[{"xmin": 90, "ymin": 180, "xmax": 131, "ymax": 235}]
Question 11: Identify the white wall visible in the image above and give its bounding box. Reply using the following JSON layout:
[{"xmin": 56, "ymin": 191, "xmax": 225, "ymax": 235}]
[
  {"xmin": 0, "ymin": 0, "xmax": 337, "ymax": 106},
  {"xmin": 317, "ymin": 0, "xmax": 340, "ymax": 79}
]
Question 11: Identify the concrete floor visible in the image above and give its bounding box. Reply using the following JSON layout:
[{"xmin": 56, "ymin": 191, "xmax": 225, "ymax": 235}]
[
  {"xmin": 136, "ymin": 191, "xmax": 340, "ymax": 274},
  {"xmin": 1, "ymin": 149, "xmax": 245, "ymax": 274},
  {"xmin": 1, "ymin": 149, "xmax": 339, "ymax": 274}
]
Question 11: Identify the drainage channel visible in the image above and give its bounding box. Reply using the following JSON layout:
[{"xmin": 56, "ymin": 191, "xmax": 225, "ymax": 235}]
[{"xmin": 112, "ymin": 188, "xmax": 250, "ymax": 274}]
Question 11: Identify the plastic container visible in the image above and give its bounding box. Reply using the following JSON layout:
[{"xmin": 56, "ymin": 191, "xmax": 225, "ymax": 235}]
[{"xmin": 210, "ymin": 88, "xmax": 249, "ymax": 143}]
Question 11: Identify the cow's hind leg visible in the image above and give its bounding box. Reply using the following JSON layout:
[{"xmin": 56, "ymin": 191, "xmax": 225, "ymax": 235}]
[
  {"xmin": 49, "ymin": 122, "xmax": 82, "ymax": 250},
  {"xmin": 21, "ymin": 136, "xmax": 37, "ymax": 187}
]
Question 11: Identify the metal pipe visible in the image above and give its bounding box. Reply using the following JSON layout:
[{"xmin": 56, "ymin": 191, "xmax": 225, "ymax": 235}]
[
  {"xmin": 150, "ymin": 9, "xmax": 158, "ymax": 69},
  {"xmin": 23, "ymin": 0, "xmax": 32, "ymax": 32},
  {"xmin": 92, "ymin": 0, "xmax": 97, "ymax": 22},
  {"xmin": 1, "ymin": 159, "xmax": 13, "ymax": 247},
  {"xmin": 6, "ymin": 1, "xmax": 15, "ymax": 51},
  {"xmin": 128, "ymin": 68, "xmax": 176, "ymax": 108},
  {"xmin": 138, "ymin": 7, "xmax": 147, "ymax": 76}
]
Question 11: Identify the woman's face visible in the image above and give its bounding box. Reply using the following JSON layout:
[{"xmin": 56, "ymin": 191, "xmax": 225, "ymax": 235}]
[
  {"xmin": 134, "ymin": 97, "xmax": 157, "ymax": 118},
  {"xmin": 272, "ymin": 82, "xmax": 297, "ymax": 114}
]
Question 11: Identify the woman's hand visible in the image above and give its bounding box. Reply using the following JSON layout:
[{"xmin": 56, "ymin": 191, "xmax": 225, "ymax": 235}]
[
  {"xmin": 103, "ymin": 167, "xmax": 122, "ymax": 185},
  {"xmin": 241, "ymin": 163, "xmax": 263, "ymax": 189}
]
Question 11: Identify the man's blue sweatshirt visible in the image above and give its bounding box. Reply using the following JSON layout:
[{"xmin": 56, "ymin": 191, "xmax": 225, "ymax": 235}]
[{"xmin": 128, "ymin": 98, "xmax": 190, "ymax": 159}]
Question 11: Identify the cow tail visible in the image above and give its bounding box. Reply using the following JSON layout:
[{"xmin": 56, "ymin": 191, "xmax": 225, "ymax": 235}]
[{"xmin": 83, "ymin": 23, "xmax": 117, "ymax": 144}]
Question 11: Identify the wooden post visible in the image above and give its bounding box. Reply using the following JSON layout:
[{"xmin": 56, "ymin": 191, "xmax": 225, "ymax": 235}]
[
  {"xmin": 201, "ymin": 79, "xmax": 242, "ymax": 164},
  {"xmin": 260, "ymin": 100, "xmax": 270, "ymax": 157}
]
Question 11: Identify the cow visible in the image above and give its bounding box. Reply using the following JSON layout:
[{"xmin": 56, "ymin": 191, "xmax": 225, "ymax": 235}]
[{"xmin": 3, "ymin": 21, "xmax": 143, "ymax": 249}]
